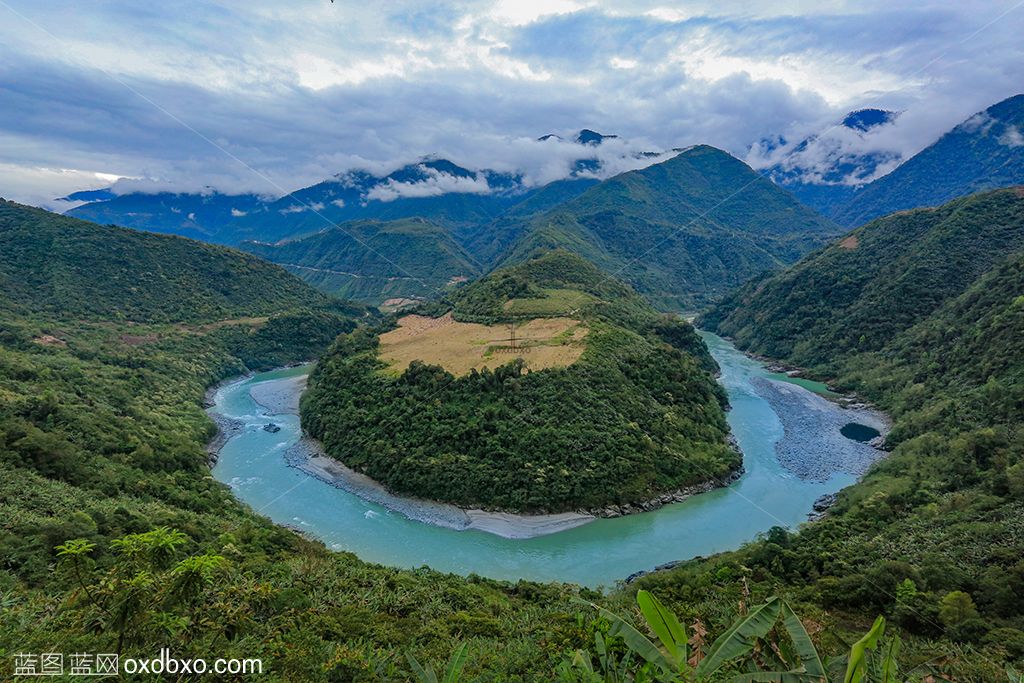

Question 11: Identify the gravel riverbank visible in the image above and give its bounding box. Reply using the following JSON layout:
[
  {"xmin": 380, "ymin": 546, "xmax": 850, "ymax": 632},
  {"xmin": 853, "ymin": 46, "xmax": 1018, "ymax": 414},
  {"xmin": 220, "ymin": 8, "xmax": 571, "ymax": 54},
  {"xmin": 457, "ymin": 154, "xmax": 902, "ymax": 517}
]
[{"xmin": 750, "ymin": 376, "xmax": 889, "ymax": 480}]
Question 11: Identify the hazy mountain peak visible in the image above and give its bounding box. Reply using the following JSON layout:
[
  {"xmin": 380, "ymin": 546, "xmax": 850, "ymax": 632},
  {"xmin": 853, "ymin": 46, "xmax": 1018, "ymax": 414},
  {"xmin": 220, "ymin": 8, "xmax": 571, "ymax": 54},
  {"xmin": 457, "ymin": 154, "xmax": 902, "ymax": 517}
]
[
  {"xmin": 575, "ymin": 129, "xmax": 618, "ymax": 145},
  {"xmin": 841, "ymin": 108, "xmax": 899, "ymax": 132},
  {"xmin": 832, "ymin": 93, "xmax": 1024, "ymax": 227}
]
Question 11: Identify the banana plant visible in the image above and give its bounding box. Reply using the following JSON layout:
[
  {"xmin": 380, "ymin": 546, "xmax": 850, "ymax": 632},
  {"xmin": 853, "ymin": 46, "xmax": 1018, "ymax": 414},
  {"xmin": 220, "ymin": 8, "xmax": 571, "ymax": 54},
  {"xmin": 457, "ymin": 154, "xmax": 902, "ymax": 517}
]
[
  {"xmin": 571, "ymin": 592, "xmax": 882, "ymax": 682},
  {"xmin": 841, "ymin": 616, "xmax": 886, "ymax": 683},
  {"xmin": 407, "ymin": 642, "xmax": 468, "ymax": 683}
]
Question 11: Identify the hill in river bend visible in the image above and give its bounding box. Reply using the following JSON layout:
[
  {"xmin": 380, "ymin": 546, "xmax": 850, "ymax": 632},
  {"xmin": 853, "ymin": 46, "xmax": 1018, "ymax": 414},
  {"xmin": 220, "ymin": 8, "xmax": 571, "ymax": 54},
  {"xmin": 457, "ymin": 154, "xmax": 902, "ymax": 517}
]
[{"xmin": 302, "ymin": 249, "xmax": 738, "ymax": 512}]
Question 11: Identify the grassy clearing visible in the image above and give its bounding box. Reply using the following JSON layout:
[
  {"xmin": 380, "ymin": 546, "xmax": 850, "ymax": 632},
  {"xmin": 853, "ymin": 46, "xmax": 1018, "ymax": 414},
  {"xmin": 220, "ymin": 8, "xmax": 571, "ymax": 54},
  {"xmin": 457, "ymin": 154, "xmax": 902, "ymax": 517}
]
[
  {"xmin": 502, "ymin": 287, "xmax": 601, "ymax": 316},
  {"xmin": 377, "ymin": 312, "xmax": 588, "ymax": 376}
]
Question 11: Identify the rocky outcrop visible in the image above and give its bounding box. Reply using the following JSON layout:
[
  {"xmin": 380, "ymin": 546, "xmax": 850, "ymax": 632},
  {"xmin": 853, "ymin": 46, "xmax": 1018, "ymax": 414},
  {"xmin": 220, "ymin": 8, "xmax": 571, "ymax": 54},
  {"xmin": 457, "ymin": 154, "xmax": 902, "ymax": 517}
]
[{"xmin": 586, "ymin": 466, "xmax": 745, "ymax": 519}]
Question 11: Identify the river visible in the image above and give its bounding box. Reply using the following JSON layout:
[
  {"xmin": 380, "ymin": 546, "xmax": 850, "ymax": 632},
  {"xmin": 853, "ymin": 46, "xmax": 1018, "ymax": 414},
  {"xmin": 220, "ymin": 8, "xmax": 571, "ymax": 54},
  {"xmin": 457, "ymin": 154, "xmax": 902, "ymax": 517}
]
[{"xmin": 209, "ymin": 331, "xmax": 887, "ymax": 588}]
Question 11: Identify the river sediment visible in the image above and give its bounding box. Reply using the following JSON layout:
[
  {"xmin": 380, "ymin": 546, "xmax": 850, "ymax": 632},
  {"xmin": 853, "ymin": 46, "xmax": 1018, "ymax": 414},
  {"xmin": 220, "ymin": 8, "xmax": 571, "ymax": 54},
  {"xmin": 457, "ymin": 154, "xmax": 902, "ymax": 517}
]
[{"xmin": 750, "ymin": 376, "xmax": 889, "ymax": 481}]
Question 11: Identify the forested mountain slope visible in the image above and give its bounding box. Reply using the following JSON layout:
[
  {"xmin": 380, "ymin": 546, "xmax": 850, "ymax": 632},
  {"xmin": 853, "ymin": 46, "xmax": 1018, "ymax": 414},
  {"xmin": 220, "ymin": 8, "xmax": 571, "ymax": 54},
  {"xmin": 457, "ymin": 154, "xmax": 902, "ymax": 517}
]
[
  {"xmin": 701, "ymin": 187, "xmax": 1024, "ymax": 370},
  {"xmin": 0, "ymin": 199, "xmax": 341, "ymax": 323},
  {"xmin": 500, "ymin": 145, "xmax": 841, "ymax": 309},
  {"xmin": 241, "ymin": 218, "xmax": 481, "ymax": 305}
]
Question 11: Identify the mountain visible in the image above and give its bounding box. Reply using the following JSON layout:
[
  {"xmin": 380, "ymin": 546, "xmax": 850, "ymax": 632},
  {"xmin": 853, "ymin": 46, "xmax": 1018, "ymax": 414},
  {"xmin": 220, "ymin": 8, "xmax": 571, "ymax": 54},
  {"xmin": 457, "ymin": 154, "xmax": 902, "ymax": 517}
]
[
  {"xmin": 832, "ymin": 94, "xmax": 1024, "ymax": 227},
  {"xmin": 700, "ymin": 187, "xmax": 1024, "ymax": 379},
  {"xmin": 303, "ymin": 249, "xmax": 738, "ymax": 512},
  {"xmin": 60, "ymin": 188, "xmax": 118, "ymax": 203},
  {"xmin": 753, "ymin": 108, "xmax": 902, "ymax": 216},
  {"xmin": 0, "ymin": 198, "xmax": 339, "ymax": 323},
  {"xmin": 241, "ymin": 217, "xmax": 481, "ymax": 305},
  {"xmin": 575, "ymin": 128, "xmax": 619, "ymax": 145},
  {"xmin": 228, "ymin": 158, "xmax": 527, "ymax": 245},
  {"xmin": 57, "ymin": 131, "xmax": 646, "ymax": 247},
  {"xmin": 457, "ymin": 176, "xmax": 600, "ymax": 264},
  {"xmin": 499, "ymin": 145, "xmax": 841, "ymax": 309},
  {"xmin": 66, "ymin": 190, "xmax": 266, "ymax": 243}
]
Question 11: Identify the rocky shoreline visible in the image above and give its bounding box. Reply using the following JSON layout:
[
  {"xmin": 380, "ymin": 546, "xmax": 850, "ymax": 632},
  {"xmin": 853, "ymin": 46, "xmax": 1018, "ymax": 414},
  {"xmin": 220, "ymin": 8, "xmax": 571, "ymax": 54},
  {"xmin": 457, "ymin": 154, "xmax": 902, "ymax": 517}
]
[
  {"xmin": 282, "ymin": 437, "xmax": 597, "ymax": 539},
  {"xmin": 203, "ymin": 375, "xmax": 250, "ymax": 466},
  {"xmin": 751, "ymin": 376, "xmax": 889, "ymax": 481},
  {"xmin": 585, "ymin": 464, "xmax": 745, "ymax": 518}
]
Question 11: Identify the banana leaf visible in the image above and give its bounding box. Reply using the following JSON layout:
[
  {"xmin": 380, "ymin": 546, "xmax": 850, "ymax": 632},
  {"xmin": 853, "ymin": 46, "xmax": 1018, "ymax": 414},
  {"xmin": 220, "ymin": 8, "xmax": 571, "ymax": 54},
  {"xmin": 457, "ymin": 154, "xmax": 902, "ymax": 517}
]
[{"xmin": 696, "ymin": 598, "xmax": 782, "ymax": 677}]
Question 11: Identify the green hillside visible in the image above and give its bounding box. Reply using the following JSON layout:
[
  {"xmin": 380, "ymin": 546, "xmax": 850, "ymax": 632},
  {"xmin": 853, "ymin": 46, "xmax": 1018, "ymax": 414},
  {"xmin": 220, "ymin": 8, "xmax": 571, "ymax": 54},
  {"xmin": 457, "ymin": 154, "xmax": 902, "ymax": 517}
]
[
  {"xmin": 241, "ymin": 217, "xmax": 480, "ymax": 305},
  {"xmin": 701, "ymin": 188, "xmax": 1024, "ymax": 369},
  {"xmin": 456, "ymin": 177, "xmax": 600, "ymax": 263},
  {"xmin": 1, "ymin": 199, "xmax": 339, "ymax": 323},
  {"xmin": 680, "ymin": 189, "xmax": 1024, "ymax": 658},
  {"xmin": 303, "ymin": 250, "xmax": 737, "ymax": 511},
  {"xmin": 833, "ymin": 94, "xmax": 1024, "ymax": 227},
  {"xmin": 499, "ymin": 145, "xmax": 841, "ymax": 309}
]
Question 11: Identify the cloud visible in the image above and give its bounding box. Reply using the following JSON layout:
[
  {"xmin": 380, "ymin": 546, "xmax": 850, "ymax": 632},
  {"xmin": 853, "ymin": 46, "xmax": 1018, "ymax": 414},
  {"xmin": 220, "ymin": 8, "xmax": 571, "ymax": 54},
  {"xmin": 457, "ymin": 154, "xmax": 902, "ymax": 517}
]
[
  {"xmin": 0, "ymin": 1, "xmax": 1021, "ymax": 204},
  {"xmin": 999, "ymin": 126, "xmax": 1024, "ymax": 148},
  {"xmin": 366, "ymin": 166, "xmax": 492, "ymax": 202},
  {"xmin": 230, "ymin": 207, "xmax": 248, "ymax": 216}
]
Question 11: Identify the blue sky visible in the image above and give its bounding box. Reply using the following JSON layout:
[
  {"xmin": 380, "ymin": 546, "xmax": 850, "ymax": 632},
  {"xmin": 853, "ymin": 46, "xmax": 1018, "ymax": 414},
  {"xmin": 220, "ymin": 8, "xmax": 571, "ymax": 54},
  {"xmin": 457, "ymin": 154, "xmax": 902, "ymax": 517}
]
[{"xmin": 1, "ymin": 0, "xmax": 1022, "ymax": 207}]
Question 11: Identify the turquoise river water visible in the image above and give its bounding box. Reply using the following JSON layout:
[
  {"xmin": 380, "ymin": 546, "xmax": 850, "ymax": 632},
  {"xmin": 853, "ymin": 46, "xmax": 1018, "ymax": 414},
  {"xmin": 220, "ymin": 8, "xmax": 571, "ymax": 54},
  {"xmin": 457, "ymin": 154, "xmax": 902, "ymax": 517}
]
[{"xmin": 211, "ymin": 332, "xmax": 862, "ymax": 588}]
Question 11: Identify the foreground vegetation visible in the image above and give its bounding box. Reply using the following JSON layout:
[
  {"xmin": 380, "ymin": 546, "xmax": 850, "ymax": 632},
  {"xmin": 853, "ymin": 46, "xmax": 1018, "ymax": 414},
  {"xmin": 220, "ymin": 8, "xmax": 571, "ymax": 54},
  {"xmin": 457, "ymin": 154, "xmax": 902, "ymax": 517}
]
[{"xmin": 302, "ymin": 251, "xmax": 738, "ymax": 512}]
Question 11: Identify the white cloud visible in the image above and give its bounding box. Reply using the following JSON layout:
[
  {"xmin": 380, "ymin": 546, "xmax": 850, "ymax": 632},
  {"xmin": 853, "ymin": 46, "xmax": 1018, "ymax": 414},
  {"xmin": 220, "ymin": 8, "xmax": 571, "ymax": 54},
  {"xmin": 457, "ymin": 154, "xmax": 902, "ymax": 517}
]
[
  {"xmin": 366, "ymin": 166, "xmax": 492, "ymax": 202},
  {"xmin": 999, "ymin": 125, "xmax": 1024, "ymax": 147},
  {"xmin": 230, "ymin": 207, "xmax": 247, "ymax": 216}
]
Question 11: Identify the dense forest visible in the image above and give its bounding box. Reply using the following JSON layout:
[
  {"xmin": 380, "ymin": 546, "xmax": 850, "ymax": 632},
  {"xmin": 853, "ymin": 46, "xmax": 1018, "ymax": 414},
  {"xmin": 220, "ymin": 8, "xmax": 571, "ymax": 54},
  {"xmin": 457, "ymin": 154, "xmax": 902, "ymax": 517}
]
[
  {"xmin": 303, "ymin": 250, "xmax": 738, "ymax": 512},
  {"xmin": 0, "ymin": 200, "xmax": 348, "ymax": 324}
]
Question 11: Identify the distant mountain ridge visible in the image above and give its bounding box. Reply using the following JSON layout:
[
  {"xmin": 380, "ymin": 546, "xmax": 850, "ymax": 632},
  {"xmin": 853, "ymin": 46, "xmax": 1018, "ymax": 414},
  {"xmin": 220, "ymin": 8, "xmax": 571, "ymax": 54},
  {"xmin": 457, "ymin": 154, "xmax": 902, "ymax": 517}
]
[
  {"xmin": 752, "ymin": 107, "xmax": 903, "ymax": 215},
  {"xmin": 831, "ymin": 94, "xmax": 1024, "ymax": 226},
  {"xmin": 65, "ymin": 190, "xmax": 266, "ymax": 243},
  {"xmin": 64, "ymin": 129, "xmax": 636, "ymax": 245}
]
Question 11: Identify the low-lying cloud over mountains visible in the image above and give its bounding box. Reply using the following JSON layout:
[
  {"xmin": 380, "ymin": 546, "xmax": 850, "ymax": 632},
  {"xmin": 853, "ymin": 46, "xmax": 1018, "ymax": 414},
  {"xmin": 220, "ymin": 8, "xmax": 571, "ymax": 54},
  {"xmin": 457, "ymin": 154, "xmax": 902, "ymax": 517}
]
[{"xmin": 1, "ymin": 1, "xmax": 1023, "ymax": 208}]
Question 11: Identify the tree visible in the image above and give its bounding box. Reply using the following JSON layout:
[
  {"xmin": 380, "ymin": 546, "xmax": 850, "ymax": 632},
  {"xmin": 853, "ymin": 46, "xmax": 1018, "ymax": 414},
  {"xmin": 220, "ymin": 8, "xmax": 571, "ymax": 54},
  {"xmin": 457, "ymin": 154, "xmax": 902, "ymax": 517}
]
[{"xmin": 939, "ymin": 591, "xmax": 979, "ymax": 627}]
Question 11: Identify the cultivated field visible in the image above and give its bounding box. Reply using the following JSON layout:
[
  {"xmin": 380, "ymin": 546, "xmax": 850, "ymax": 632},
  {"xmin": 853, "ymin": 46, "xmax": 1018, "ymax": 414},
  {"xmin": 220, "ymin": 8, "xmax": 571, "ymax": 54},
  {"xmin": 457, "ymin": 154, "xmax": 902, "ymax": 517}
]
[{"xmin": 378, "ymin": 312, "xmax": 588, "ymax": 376}]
